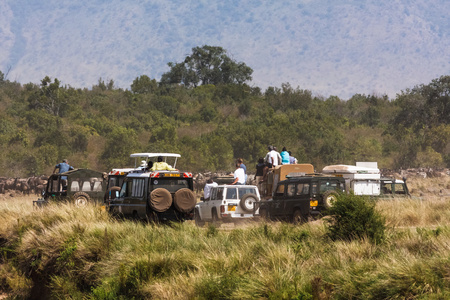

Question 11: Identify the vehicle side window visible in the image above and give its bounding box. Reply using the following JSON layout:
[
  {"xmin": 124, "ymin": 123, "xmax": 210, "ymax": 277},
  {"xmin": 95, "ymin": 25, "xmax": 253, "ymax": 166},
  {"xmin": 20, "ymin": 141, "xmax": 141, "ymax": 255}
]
[
  {"xmin": 119, "ymin": 181, "xmax": 128, "ymax": 198},
  {"xmin": 131, "ymin": 179, "xmax": 145, "ymax": 197},
  {"xmin": 287, "ymin": 184, "xmax": 296, "ymax": 196},
  {"xmin": 226, "ymin": 187, "xmax": 237, "ymax": 199},
  {"xmin": 320, "ymin": 180, "xmax": 340, "ymax": 192},
  {"xmin": 238, "ymin": 188, "xmax": 257, "ymax": 199},
  {"xmin": 208, "ymin": 188, "xmax": 216, "ymax": 201},
  {"xmin": 382, "ymin": 183, "xmax": 392, "ymax": 194},
  {"xmin": 216, "ymin": 187, "xmax": 224, "ymax": 200},
  {"xmin": 394, "ymin": 183, "xmax": 405, "ymax": 194},
  {"xmin": 275, "ymin": 184, "xmax": 285, "ymax": 196},
  {"xmin": 296, "ymin": 183, "xmax": 310, "ymax": 195},
  {"xmin": 70, "ymin": 180, "xmax": 80, "ymax": 191}
]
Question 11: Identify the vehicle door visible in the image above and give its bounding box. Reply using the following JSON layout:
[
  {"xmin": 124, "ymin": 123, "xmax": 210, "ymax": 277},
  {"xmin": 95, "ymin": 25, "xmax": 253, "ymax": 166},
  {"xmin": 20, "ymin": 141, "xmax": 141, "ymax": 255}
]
[
  {"xmin": 271, "ymin": 182, "xmax": 286, "ymax": 217},
  {"xmin": 282, "ymin": 182, "xmax": 299, "ymax": 216},
  {"xmin": 293, "ymin": 182, "xmax": 311, "ymax": 214},
  {"xmin": 122, "ymin": 177, "xmax": 146, "ymax": 216},
  {"xmin": 202, "ymin": 187, "xmax": 221, "ymax": 220}
]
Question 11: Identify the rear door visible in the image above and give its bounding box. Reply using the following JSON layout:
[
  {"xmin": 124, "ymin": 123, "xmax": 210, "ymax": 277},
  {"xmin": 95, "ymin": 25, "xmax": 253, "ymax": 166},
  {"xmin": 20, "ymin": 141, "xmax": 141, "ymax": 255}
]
[
  {"xmin": 122, "ymin": 177, "xmax": 146, "ymax": 216},
  {"xmin": 271, "ymin": 182, "xmax": 286, "ymax": 217}
]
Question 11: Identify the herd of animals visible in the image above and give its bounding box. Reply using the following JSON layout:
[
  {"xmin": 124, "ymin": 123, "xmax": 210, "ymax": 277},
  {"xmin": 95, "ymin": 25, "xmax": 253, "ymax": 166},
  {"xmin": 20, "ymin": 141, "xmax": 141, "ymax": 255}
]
[{"xmin": 0, "ymin": 168, "xmax": 448, "ymax": 198}]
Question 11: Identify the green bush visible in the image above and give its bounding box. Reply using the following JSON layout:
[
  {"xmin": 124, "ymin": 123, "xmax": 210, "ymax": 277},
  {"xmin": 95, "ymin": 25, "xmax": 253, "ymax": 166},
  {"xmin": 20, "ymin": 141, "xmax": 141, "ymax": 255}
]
[{"xmin": 325, "ymin": 193, "xmax": 386, "ymax": 244}]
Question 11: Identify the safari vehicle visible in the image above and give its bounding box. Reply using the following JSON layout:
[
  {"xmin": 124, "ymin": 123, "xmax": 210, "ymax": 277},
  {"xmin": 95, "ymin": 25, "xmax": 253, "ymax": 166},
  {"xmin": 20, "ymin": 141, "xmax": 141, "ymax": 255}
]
[
  {"xmin": 194, "ymin": 185, "xmax": 261, "ymax": 227},
  {"xmin": 108, "ymin": 153, "xmax": 196, "ymax": 222},
  {"xmin": 104, "ymin": 153, "xmax": 164, "ymax": 202},
  {"xmin": 261, "ymin": 163, "xmax": 315, "ymax": 199},
  {"xmin": 321, "ymin": 162, "xmax": 411, "ymax": 198},
  {"xmin": 34, "ymin": 169, "xmax": 107, "ymax": 207},
  {"xmin": 380, "ymin": 177, "xmax": 410, "ymax": 198},
  {"xmin": 256, "ymin": 175, "xmax": 346, "ymax": 224}
]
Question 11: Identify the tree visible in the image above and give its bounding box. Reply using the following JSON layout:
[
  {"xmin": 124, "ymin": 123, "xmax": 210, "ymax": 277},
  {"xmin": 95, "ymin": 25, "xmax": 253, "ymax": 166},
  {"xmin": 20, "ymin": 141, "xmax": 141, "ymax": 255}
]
[
  {"xmin": 160, "ymin": 45, "xmax": 253, "ymax": 87},
  {"xmin": 27, "ymin": 76, "xmax": 68, "ymax": 117},
  {"xmin": 131, "ymin": 75, "xmax": 158, "ymax": 94}
]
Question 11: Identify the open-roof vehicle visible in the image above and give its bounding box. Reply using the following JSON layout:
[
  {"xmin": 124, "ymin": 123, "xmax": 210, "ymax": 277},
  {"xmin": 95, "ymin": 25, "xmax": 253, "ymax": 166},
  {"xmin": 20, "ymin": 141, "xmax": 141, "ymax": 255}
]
[
  {"xmin": 34, "ymin": 168, "xmax": 107, "ymax": 207},
  {"xmin": 107, "ymin": 153, "xmax": 196, "ymax": 222}
]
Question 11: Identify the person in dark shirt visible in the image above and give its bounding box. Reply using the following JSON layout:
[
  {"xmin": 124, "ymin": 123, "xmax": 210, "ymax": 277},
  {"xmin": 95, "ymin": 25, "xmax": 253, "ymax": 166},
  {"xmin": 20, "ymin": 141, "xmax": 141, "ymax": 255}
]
[{"xmin": 255, "ymin": 157, "xmax": 265, "ymax": 194}]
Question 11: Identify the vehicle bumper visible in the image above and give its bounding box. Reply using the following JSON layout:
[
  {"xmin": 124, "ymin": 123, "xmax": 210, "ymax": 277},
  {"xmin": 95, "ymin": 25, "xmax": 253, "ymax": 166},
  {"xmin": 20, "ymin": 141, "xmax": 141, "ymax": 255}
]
[{"xmin": 33, "ymin": 198, "xmax": 48, "ymax": 208}]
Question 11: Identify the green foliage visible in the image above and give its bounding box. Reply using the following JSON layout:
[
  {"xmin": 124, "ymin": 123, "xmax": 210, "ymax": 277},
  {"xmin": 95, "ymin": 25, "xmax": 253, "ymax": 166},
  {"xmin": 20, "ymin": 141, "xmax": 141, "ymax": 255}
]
[
  {"xmin": 325, "ymin": 193, "xmax": 386, "ymax": 244},
  {"xmin": 130, "ymin": 75, "xmax": 158, "ymax": 94},
  {"xmin": 101, "ymin": 126, "xmax": 140, "ymax": 169},
  {"xmin": 161, "ymin": 45, "xmax": 253, "ymax": 87},
  {"xmin": 0, "ymin": 53, "xmax": 447, "ymax": 175}
]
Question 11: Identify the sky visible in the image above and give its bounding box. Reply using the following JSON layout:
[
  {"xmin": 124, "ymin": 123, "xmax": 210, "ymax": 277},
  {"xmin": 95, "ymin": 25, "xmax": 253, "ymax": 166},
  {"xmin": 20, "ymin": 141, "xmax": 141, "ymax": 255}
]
[{"xmin": 1, "ymin": 0, "xmax": 449, "ymax": 99}]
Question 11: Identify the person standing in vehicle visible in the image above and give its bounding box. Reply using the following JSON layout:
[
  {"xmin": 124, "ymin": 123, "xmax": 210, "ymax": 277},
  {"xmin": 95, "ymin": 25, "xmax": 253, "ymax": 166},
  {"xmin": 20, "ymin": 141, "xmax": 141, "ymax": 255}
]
[
  {"xmin": 237, "ymin": 158, "xmax": 247, "ymax": 183},
  {"xmin": 150, "ymin": 156, "xmax": 177, "ymax": 171},
  {"xmin": 53, "ymin": 159, "xmax": 74, "ymax": 175},
  {"xmin": 53, "ymin": 159, "xmax": 74, "ymax": 189},
  {"xmin": 254, "ymin": 158, "xmax": 265, "ymax": 193},
  {"xmin": 280, "ymin": 147, "xmax": 290, "ymax": 165},
  {"xmin": 231, "ymin": 163, "xmax": 246, "ymax": 185},
  {"xmin": 203, "ymin": 179, "xmax": 218, "ymax": 200},
  {"xmin": 273, "ymin": 147, "xmax": 282, "ymax": 166},
  {"xmin": 288, "ymin": 151, "xmax": 298, "ymax": 164},
  {"xmin": 264, "ymin": 145, "xmax": 279, "ymax": 167}
]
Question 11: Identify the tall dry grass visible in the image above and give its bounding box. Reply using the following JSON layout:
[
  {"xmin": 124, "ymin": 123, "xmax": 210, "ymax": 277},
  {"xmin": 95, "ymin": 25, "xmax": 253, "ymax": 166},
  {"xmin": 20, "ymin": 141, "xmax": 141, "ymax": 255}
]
[{"xmin": 0, "ymin": 194, "xmax": 450, "ymax": 299}]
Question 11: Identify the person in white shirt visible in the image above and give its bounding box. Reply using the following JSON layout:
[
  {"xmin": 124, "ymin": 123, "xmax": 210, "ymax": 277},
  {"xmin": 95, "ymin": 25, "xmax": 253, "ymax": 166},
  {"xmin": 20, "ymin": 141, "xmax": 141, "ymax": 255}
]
[
  {"xmin": 203, "ymin": 179, "xmax": 218, "ymax": 199},
  {"xmin": 264, "ymin": 145, "xmax": 280, "ymax": 167},
  {"xmin": 232, "ymin": 163, "xmax": 246, "ymax": 185}
]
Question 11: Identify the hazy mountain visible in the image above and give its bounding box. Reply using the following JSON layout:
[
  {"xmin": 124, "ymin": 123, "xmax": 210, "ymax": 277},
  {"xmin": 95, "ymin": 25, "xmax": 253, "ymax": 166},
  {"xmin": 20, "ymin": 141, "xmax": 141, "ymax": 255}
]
[{"xmin": 1, "ymin": 0, "xmax": 449, "ymax": 99}]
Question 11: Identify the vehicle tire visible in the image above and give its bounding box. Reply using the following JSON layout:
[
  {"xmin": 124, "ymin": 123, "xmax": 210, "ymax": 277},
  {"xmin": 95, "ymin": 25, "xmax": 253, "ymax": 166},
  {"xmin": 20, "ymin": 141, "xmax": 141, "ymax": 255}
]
[
  {"xmin": 150, "ymin": 188, "xmax": 172, "ymax": 212},
  {"xmin": 292, "ymin": 209, "xmax": 304, "ymax": 225},
  {"xmin": 173, "ymin": 188, "xmax": 196, "ymax": 213},
  {"xmin": 323, "ymin": 190, "xmax": 338, "ymax": 209},
  {"xmin": 211, "ymin": 209, "xmax": 221, "ymax": 227},
  {"xmin": 104, "ymin": 186, "xmax": 121, "ymax": 202},
  {"xmin": 194, "ymin": 209, "xmax": 205, "ymax": 227},
  {"xmin": 240, "ymin": 194, "xmax": 259, "ymax": 213},
  {"xmin": 73, "ymin": 192, "xmax": 90, "ymax": 207}
]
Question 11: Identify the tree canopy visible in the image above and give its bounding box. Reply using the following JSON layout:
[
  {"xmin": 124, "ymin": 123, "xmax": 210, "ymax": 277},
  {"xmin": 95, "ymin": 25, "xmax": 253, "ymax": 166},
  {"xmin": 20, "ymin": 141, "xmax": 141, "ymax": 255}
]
[
  {"xmin": 160, "ymin": 45, "xmax": 253, "ymax": 87},
  {"xmin": 0, "ymin": 46, "xmax": 448, "ymax": 177}
]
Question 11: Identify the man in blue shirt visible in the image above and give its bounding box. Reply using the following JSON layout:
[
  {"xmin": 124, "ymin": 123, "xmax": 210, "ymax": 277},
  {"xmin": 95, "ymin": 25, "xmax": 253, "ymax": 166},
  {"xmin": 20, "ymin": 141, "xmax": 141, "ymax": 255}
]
[
  {"xmin": 54, "ymin": 159, "xmax": 74, "ymax": 189},
  {"xmin": 54, "ymin": 159, "xmax": 74, "ymax": 174}
]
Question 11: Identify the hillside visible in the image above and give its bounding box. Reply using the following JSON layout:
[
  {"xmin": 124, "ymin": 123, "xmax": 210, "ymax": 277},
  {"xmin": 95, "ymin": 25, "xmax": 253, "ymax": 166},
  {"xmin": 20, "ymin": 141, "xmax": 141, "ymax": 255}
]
[{"xmin": 1, "ymin": 0, "xmax": 449, "ymax": 98}]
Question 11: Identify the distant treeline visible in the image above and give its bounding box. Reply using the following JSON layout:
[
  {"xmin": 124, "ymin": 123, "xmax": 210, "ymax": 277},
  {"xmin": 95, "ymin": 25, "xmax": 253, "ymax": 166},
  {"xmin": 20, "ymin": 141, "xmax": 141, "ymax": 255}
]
[{"xmin": 0, "ymin": 69, "xmax": 448, "ymax": 177}]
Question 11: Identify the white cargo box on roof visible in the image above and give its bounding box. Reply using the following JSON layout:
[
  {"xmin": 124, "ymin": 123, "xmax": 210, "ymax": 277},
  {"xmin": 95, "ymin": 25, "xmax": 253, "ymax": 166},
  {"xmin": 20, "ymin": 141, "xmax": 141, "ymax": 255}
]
[{"xmin": 322, "ymin": 162, "xmax": 381, "ymax": 196}]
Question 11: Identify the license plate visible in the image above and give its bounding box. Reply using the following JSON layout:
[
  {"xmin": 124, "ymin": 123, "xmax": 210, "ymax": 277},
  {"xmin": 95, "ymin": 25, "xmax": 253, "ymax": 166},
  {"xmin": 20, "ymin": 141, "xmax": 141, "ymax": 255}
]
[
  {"xmin": 228, "ymin": 205, "xmax": 236, "ymax": 211},
  {"xmin": 165, "ymin": 173, "xmax": 180, "ymax": 177},
  {"xmin": 310, "ymin": 200, "xmax": 318, "ymax": 207}
]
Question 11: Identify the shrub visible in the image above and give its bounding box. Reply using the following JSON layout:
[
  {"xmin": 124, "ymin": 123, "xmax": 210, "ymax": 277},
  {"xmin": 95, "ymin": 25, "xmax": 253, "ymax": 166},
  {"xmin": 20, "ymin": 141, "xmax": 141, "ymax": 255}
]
[{"xmin": 325, "ymin": 193, "xmax": 386, "ymax": 244}]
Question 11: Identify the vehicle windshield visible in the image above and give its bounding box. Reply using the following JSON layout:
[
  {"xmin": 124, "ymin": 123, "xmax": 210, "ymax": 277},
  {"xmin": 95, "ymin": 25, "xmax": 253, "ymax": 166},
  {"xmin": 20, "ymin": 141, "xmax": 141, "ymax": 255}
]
[{"xmin": 151, "ymin": 178, "xmax": 190, "ymax": 193}]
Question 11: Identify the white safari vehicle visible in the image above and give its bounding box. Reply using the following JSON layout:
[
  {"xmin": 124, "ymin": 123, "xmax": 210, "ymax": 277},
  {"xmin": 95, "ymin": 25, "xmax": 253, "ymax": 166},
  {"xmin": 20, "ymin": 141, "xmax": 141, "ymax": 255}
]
[{"xmin": 194, "ymin": 185, "xmax": 261, "ymax": 227}]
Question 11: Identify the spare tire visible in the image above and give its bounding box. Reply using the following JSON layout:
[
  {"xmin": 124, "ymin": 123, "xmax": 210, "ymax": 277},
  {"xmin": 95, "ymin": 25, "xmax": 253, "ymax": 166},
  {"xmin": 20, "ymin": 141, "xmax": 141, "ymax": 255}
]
[
  {"xmin": 323, "ymin": 190, "xmax": 338, "ymax": 209},
  {"xmin": 150, "ymin": 188, "xmax": 172, "ymax": 212},
  {"xmin": 173, "ymin": 188, "xmax": 196, "ymax": 212},
  {"xmin": 240, "ymin": 193, "xmax": 259, "ymax": 213}
]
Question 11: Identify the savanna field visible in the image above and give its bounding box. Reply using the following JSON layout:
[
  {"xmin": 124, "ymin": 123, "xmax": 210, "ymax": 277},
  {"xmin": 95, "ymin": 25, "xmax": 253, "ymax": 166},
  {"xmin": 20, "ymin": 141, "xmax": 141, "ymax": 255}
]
[{"xmin": 1, "ymin": 176, "xmax": 450, "ymax": 299}]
